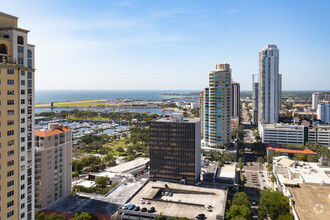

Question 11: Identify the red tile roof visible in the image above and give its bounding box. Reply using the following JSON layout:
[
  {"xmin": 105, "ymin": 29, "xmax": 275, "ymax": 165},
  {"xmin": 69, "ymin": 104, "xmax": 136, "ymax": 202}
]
[
  {"xmin": 267, "ymin": 147, "xmax": 316, "ymax": 155},
  {"xmin": 35, "ymin": 127, "xmax": 72, "ymax": 137}
]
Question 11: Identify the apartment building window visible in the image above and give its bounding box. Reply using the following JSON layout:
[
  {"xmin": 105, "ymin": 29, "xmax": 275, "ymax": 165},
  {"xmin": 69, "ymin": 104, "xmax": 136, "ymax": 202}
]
[
  {"xmin": 28, "ymin": 59, "xmax": 32, "ymax": 68},
  {"xmin": 21, "ymin": 99, "xmax": 25, "ymax": 104},
  {"xmin": 21, "ymin": 175, "xmax": 25, "ymax": 180},
  {"xmin": 7, "ymin": 190, "xmax": 14, "ymax": 197},
  {"xmin": 7, "ymin": 90, "xmax": 14, "ymax": 95},
  {"xmin": 21, "ymin": 213, "xmax": 25, "ymax": 218},
  {"xmin": 21, "ymin": 156, "xmax": 25, "ymax": 161},
  {"xmin": 21, "ymin": 118, "xmax": 25, "ymax": 123},
  {"xmin": 21, "ymin": 184, "xmax": 25, "ymax": 190},
  {"xmin": 7, "ymin": 100, "xmax": 14, "ymax": 105},
  {"xmin": 27, "ymin": 80, "xmax": 32, "ymax": 88},
  {"xmin": 7, "ymin": 210, "xmax": 14, "ymax": 218},
  {"xmin": 21, "ymin": 80, "xmax": 25, "ymax": 85},
  {"xmin": 21, "ymin": 194, "xmax": 25, "ymax": 199},
  {"xmin": 7, "ymin": 160, "xmax": 14, "ymax": 167},
  {"xmin": 7, "ymin": 69, "xmax": 14, "ymax": 75},
  {"xmin": 7, "ymin": 200, "xmax": 14, "ymax": 208},
  {"xmin": 17, "ymin": 36, "xmax": 24, "ymax": 44},
  {"xmin": 8, "ymin": 110, "xmax": 14, "ymax": 116},
  {"xmin": 21, "ymin": 137, "xmax": 25, "ymax": 143},
  {"xmin": 7, "ymin": 79, "xmax": 14, "ymax": 85},
  {"xmin": 7, "ymin": 120, "xmax": 14, "ymax": 126},
  {"xmin": 7, "ymin": 170, "xmax": 14, "ymax": 177},
  {"xmin": 21, "ymin": 89, "xmax": 25, "ymax": 95},
  {"xmin": 21, "ymin": 70, "xmax": 25, "ymax": 76},
  {"xmin": 21, "ymin": 146, "xmax": 25, "ymax": 152},
  {"xmin": 21, "ymin": 109, "xmax": 25, "ymax": 114},
  {"xmin": 8, "ymin": 150, "xmax": 14, "ymax": 156},
  {"xmin": 8, "ymin": 140, "xmax": 14, "ymax": 147},
  {"xmin": 7, "ymin": 130, "xmax": 14, "ymax": 136},
  {"xmin": 18, "ymin": 46, "xmax": 24, "ymax": 54},
  {"xmin": 21, "ymin": 127, "xmax": 25, "ymax": 133},
  {"xmin": 7, "ymin": 180, "xmax": 14, "ymax": 187}
]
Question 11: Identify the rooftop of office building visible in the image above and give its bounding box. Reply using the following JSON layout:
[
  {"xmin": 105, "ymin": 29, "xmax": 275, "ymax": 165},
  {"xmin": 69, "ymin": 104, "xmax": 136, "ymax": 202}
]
[
  {"xmin": 153, "ymin": 113, "xmax": 200, "ymax": 123},
  {"xmin": 119, "ymin": 180, "xmax": 227, "ymax": 219}
]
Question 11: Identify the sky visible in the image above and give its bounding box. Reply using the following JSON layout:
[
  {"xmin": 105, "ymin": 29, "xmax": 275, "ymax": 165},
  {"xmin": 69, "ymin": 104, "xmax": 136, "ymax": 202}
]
[{"xmin": 1, "ymin": 0, "xmax": 329, "ymax": 91}]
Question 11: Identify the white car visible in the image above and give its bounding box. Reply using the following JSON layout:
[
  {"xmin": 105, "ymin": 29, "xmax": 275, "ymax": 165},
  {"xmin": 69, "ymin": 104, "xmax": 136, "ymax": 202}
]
[
  {"xmin": 204, "ymin": 205, "xmax": 212, "ymax": 212},
  {"xmin": 146, "ymin": 200, "xmax": 151, "ymax": 204},
  {"xmin": 140, "ymin": 199, "xmax": 145, "ymax": 204}
]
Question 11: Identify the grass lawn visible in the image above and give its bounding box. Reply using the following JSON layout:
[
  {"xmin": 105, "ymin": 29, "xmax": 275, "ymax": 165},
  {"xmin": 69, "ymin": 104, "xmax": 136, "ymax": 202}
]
[{"xmin": 103, "ymin": 139, "xmax": 128, "ymax": 156}]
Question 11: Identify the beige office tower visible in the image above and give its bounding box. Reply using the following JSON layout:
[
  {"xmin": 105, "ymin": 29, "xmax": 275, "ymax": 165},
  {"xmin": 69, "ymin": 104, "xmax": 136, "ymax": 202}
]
[
  {"xmin": 0, "ymin": 12, "xmax": 35, "ymax": 220},
  {"xmin": 202, "ymin": 63, "xmax": 232, "ymax": 148},
  {"xmin": 35, "ymin": 124, "xmax": 72, "ymax": 209}
]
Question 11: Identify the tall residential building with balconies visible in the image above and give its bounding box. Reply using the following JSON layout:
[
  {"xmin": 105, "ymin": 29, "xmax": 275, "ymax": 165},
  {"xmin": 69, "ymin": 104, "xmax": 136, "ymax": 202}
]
[
  {"xmin": 202, "ymin": 63, "xmax": 231, "ymax": 148},
  {"xmin": 312, "ymin": 92, "xmax": 330, "ymax": 110},
  {"xmin": 231, "ymin": 82, "xmax": 240, "ymax": 119},
  {"xmin": 258, "ymin": 45, "xmax": 282, "ymax": 124},
  {"xmin": 317, "ymin": 102, "xmax": 330, "ymax": 124},
  {"xmin": 35, "ymin": 123, "xmax": 72, "ymax": 209},
  {"xmin": 0, "ymin": 12, "xmax": 35, "ymax": 220},
  {"xmin": 252, "ymin": 74, "xmax": 259, "ymax": 125}
]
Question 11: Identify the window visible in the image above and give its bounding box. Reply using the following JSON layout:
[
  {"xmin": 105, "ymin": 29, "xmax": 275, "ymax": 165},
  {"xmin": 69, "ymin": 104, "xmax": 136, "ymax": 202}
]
[
  {"xmin": 21, "ymin": 109, "xmax": 25, "ymax": 114},
  {"xmin": 7, "ymin": 180, "xmax": 14, "ymax": 187},
  {"xmin": 21, "ymin": 90, "xmax": 25, "ymax": 95},
  {"xmin": 7, "ymin": 120, "xmax": 14, "ymax": 126},
  {"xmin": 7, "ymin": 170, "xmax": 14, "ymax": 177},
  {"xmin": 28, "ymin": 72, "xmax": 32, "ymax": 78},
  {"xmin": 21, "ymin": 70, "xmax": 25, "ymax": 76},
  {"xmin": 28, "ymin": 80, "xmax": 32, "ymax": 88},
  {"xmin": 8, "ymin": 160, "xmax": 14, "ymax": 167},
  {"xmin": 7, "ymin": 79, "xmax": 14, "ymax": 85},
  {"xmin": 21, "ymin": 203, "xmax": 25, "ymax": 209},
  {"xmin": 8, "ymin": 150, "xmax": 14, "ymax": 156},
  {"xmin": 28, "ymin": 59, "xmax": 32, "ymax": 68},
  {"xmin": 21, "ymin": 118, "xmax": 25, "ymax": 123},
  {"xmin": 7, "ymin": 200, "xmax": 14, "ymax": 208},
  {"xmin": 21, "ymin": 184, "xmax": 25, "ymax": 190},
  {"xmin": 21, "ymin": 127, "xmax": 25, "ymax": 133},
  {"xmin": 7, "ymin": 90, "xmax": 14, "ymax": 95},
  {"xmin": 0, "ymin": 43, "xmax": 8, "ymax": 54},
  {"xmin": 21, "ymin": 80, "xmax": 25, "ymax": 85},
  {"xmin": 18, "ymin": 46, "xmax": 24, "ymax": 54},
  {"xmin": 17, "ymin": 36, "xmax": 24, "ymax": 45},
  {"xmin": 8, "ymin": 110, "xmax": 14, "ymax": 116},
  {"xmin": 21, "ymin": 175, "xmax": 25, "ymax": 180},
  {"xmin": 7, "ymin": 130, "xmax": 14, "ymax": 136},
  {"xmin": 18, "ymin": 57, "xmax": 23, "ymax": 65},
  {"xmin": 21, "ymin": 137, "xmax": 25, "ymax": 143},
  {"xmin": 27, "ymin": 49, "xmax": 32, "ymax": 58},
  {"xmin": 21, "ymin": 99, "xmax": 25, "ymax": 104},
  {"xmin": 7, "ymin": 100, "xmax": 14, "ymax": 105},
  {"xmin": 7, "ymin": 210, "xmax": 14, "ymax": 218},
  {"xmin": 21, "ymin": 194, "xmax": 25, "ymax": 199},
  {"xmin": 8, "ymin": 140, "xmax": 14, "ymax": 147}
]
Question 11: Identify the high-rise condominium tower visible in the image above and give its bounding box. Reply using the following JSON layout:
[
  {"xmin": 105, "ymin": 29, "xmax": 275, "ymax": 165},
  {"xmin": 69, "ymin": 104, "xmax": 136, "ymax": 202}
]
[
  {"xmin": 258, "ymin": 45, "xmax": 281, "ymax": 124},
  {"xmin": 202, "ymin": 63, "xmax": 231, "ymax": 148},
  {"xmin": 35, "ymin": 124, "xmax": 72, "ymax": 209},
  {"xmin": 252, "ymin": 74, "xmax": 259, "ymax": 125},
  {"xmin": 231, "ymin": 82, "xmax": 240, "ymax": 119},
  {"xmin": 312, "ymin": 92, "xmax": 330, "ymax": 110},
  {"xmin": 0, "ymin": 12, "xmax": 35, "ymax": 220}
]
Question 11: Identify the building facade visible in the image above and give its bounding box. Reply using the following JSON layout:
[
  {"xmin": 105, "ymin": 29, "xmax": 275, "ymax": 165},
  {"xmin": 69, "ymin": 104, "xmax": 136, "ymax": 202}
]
[
  {"xmin": 312, "ymin": 92, "xmax": 330, "ymax": 110},
  {"xmin": 231, "ymin": 82, "xmax": 240, "ymax": 119},
  {"xmin": 150, "ymin": 113, "xmax": 201, "ymax": 183},
  {"xmin": 202, "ymin": 63, "xmax": 231, "ymax": 148},
  {"xmin": 0, "ymin": 12, "xmax": 35, "ymax": 220},
  {"xmin": 252, "ymin": 74, "xmax": 259, "ymax": 125},
  {"xmin": 34, "ymin": 124, "xmax": 72, "ymax": 209},
  {"xmin": 258, "ymin": 45, "xmax": 282, "ymax": 124},
  {"xmin": 317, "ymin": 102, "xmax": 330, "ymax": 124}
]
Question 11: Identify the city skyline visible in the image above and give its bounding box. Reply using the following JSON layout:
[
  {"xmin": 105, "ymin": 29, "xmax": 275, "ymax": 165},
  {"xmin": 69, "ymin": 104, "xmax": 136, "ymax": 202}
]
[{"xmin": 1, "ymin": 0, "xmax": 330, "ymax": 91}]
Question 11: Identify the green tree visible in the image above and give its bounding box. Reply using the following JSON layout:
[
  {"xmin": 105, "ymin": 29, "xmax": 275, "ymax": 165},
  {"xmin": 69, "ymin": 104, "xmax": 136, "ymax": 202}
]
[
  {"xmin": 71, "ymin": 212, "xmax": 99, "ymax": 220},
  {"xmin": 238, "ymin": 158, "xmax": 243, "ymax": 171},
  {"xmin": 94, "ymin": 176, "xmax": 109, "ymax": 188},
  {"xmin": 258, "ymin": 189, "xmax": 291, "ymax": 220},
  {"xmin": 257, "ymin": 157, "xmax": 264, "ymax": 168},
  {"xmin": 277, "ymin": 213, "xmax": 294, "ymax": 220},
  {"xmin": 226, "ymin": 192, "xmax": 251, "ymax": 220}
]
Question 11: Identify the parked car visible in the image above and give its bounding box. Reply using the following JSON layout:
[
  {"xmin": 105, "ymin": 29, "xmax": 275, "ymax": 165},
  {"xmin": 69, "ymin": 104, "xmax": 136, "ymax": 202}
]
[
  {"xmin": 146, "ymin": 200, "xmax": 151, "ymax": 204},
  {"xmin": 140, "ymin": 199, "xmax": 145, "ymax": 204},
  {"xmin": 204, "ymin": 205, "xmax": 212, "ymax": 212},
  {"xmin": 196, "ymin": 213, "xmax": 206, "ymax": 219},
  {"xmin": 148, "ymin": 207, "xmax": 156, "ymax": 213},
  {"xmin": 141, "ymin": 207, "xmax": 147, "ymax": 212},
  {"xmin": 134, "ymin": 206, "xmax": 140, "ymax": 211}
]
